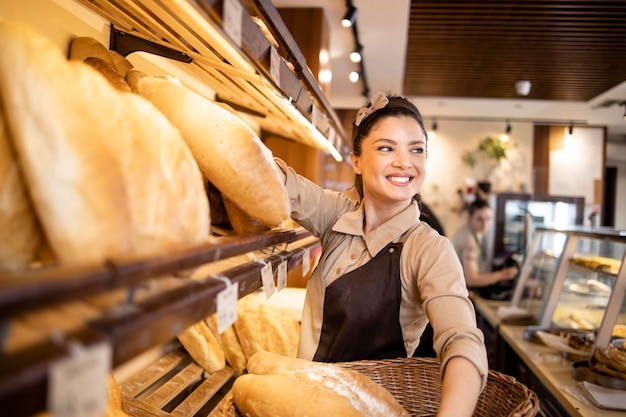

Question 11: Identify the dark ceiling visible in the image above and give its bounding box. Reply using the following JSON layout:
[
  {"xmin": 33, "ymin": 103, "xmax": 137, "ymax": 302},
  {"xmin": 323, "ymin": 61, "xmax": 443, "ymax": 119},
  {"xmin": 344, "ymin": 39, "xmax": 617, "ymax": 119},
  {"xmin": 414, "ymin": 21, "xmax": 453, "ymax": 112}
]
[{"xmin": 402, "ymin": 0, "xmax": 626, "ymax": 102}]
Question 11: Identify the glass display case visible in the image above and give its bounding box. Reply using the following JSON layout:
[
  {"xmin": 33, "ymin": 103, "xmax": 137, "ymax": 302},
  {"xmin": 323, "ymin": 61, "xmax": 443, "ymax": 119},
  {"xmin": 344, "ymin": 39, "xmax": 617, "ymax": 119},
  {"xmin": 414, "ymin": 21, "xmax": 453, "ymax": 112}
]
[
  {"xmin": 510, "ymin": 225, "xmax": 626, "ymax": 348},
  {"xmin": 487, "ymin": 193, "xmax": 585, "ymax": 266}
]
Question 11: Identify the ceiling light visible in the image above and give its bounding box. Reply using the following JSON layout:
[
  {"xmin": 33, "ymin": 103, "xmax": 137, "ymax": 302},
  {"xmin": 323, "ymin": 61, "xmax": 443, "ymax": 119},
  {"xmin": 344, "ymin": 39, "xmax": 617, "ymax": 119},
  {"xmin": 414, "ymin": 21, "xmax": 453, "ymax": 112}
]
[
  {"xmin": 568, "ymin": 124, "xmax": 574, "ymax": 135},
  {"xmin": 515, "ymin": 79, "xmax": 531, "ymax": 96},
  {"xmin": 350, "ymin": 48, "xmax": 362, "ymax": 63},
  {"xmin": 341, "ymin": 6, "xmax": 358, "ymax": 27},
  {"xmin": 349, "ymin": 71, "xmax": 360, "ymax": 83}
]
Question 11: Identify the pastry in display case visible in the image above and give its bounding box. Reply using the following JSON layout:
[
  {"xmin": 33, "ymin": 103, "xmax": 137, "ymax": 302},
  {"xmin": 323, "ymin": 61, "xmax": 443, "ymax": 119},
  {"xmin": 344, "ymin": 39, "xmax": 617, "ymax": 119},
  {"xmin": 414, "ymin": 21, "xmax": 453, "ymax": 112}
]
[{"xmin": 510, "ymin": 226, "xmax": 626, "ymax": 350}]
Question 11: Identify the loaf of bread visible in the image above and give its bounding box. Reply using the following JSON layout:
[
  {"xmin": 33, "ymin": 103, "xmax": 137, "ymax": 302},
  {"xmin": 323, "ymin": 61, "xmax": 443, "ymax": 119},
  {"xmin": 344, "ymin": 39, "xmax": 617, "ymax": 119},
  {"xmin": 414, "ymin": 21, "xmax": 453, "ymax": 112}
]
[
  {"xmin": 0, "ymin": 21, "xmax": 132, "ymax": 265},
  {"xmin": 232, "ymin": 373, "xmax": 364, "ymax": 417},
  {"xmin": 206, "ymin": 313, "xmax": 248, "ymax": 374},
  {"xmin": 68, "ymin": 36, "xmax": 116, "ymax": 68},
  {"xmin": 234, "ymin": 296, "xmax": 300, "ymax": 360},
  {"xmin": 83, "ymin": 57, "xmax": 131, "ymax": 92},
  {"xmin": 109, "ymin": 50, "xmax": 134, "ymax": 78},
  {"xmin": 130, "ymin": 75, "xmax": 290, "ymax": 227},
  {"xmin": 109, "ymin": 92, "xmax": 210, "ymax": 255},
  {"xmin": 0, "ymin": 109, "xmax": 40, "ymax": 271},
  {"xmin": 177, "ymin": 320, "xmax": 226, "ymax": 374},
  {"xmin": 222, "ymin": 195, "xmax": 270, "ymax": 235},
  {"xmin": 0, "ymin": 21, "xmax": 210, "ymax": 265},
  {"xmin": 241, "ymin": 351, "xmax": 409, "ymax": 417}
]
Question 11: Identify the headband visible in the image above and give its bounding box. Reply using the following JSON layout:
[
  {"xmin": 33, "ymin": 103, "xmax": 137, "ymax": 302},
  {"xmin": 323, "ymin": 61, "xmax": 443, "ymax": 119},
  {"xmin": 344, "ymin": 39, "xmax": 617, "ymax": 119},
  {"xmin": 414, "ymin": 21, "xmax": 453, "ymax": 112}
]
[{"xmin": 354, "ymin": 90, "xmax": 389, "ymax": 126}]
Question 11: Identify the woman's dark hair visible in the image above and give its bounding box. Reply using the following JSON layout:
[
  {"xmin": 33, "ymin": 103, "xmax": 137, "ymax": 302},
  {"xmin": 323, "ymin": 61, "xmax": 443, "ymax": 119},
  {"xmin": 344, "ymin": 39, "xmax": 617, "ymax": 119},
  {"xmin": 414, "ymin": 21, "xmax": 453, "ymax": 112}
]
[
  {"xmin": 351, "ymin": 93, "xmax": 428, "ymax": 199},
  {"xmin": 468, "ymin": 199, "xmax": 491, "ymax": 216}
]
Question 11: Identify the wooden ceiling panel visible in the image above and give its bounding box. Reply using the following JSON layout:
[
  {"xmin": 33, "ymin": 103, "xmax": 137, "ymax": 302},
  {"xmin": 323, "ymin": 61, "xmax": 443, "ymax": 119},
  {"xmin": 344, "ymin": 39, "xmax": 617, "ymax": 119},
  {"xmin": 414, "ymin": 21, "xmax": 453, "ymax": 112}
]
[{"xmin": 403, "ymin": 0, "xmax": 626, "ymax": 101}]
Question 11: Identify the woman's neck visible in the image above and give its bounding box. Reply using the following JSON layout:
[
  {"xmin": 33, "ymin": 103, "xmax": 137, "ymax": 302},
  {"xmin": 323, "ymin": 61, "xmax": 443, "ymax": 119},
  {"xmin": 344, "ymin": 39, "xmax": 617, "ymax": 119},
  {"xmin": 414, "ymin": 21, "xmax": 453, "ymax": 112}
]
[{"xmin": 361, "ymin": 197, "xmax": 411, "ymax": 233}]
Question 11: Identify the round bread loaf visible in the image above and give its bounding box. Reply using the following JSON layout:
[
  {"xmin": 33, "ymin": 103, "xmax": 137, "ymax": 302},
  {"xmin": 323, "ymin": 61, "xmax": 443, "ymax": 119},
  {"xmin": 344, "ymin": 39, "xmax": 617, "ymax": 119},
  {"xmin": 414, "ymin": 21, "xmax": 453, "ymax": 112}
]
[
  {"xmin": 0, "ymin": 21, "xmax": 132, "ymax": 265},
  {"xmin": 131, "ymin": 76, "xmax": 290, "ymax": 227},
  {"xmin": 0, "ymin": 109, "xmax": 41, "ymax": 271}
]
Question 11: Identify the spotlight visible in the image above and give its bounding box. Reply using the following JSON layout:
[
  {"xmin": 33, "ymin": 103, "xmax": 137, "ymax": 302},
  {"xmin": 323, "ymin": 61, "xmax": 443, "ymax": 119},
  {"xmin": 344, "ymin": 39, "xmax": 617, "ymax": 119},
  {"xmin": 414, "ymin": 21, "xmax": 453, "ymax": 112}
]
[
  {"xmin": 342, "ymin": 6, "xmax": 358, "ymax": 27},
  {"xmin": 350, "ymin": 46, "xmax": 362, "ymax": 63},
  {"xmin": 349, "ymin": 71, "xmax": 360, "ymax": 83},
  {"xmin": 515, "ymin": 79, "xmax": 531, "ymax": 96}
]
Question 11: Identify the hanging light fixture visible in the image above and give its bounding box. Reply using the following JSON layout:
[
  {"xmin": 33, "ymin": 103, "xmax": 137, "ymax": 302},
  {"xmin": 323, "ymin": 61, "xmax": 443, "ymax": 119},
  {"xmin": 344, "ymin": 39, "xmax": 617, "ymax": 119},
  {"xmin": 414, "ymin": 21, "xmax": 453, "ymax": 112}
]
[
  {"xmin": 568, "ymin": 123, "xmax": 574, "ymax": 135},
  {"xmin": 505, "ymin": 121, "xmax": 512, "ymax": 134},
  {"xmin": 341, "ymin": 5, "xmax": 358, "ymax": 27}
]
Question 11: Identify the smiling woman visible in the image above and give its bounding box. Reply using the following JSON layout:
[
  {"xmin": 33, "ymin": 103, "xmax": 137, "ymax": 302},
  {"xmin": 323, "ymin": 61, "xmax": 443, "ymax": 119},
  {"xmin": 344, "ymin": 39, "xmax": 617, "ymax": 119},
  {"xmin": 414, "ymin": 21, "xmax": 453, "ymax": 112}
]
[{"xmin": 273, "ymin": 91, "xmax": 489, "ymax": 417}]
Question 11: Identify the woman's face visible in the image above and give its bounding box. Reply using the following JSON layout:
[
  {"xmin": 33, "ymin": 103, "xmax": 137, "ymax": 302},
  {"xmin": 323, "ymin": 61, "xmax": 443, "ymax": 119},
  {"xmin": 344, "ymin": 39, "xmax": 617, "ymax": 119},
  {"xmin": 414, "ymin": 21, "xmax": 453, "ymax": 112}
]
[
  {"xmin": 350, "ymin": 116, "xmax": 427, "ymax": 206},
  {"xmin": 470, "ymin": 207, "xmax": 494, "ymax": 234}
]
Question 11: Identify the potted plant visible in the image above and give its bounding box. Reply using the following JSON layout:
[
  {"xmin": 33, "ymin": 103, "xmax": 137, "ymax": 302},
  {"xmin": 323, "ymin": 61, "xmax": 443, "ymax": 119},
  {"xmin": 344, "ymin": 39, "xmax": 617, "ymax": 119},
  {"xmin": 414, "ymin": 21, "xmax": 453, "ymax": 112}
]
[{"xmin": 462, "ymin": 135, "xmax": 515, "ymax": 194}]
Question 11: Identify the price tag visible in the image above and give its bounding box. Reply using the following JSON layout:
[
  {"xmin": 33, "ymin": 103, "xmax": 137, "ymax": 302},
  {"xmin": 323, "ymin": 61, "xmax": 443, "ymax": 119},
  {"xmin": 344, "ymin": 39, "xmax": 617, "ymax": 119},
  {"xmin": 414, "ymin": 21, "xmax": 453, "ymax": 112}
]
[
  {"xmin": 223, "ymin": 0, "xmax": 243, "ymax": 47},
  {"xmin": 277, "ymin": 260, "xmax": 287, "ymax": 291},
  {"xmin": 270, "ymin": 46, "xmax": 281, "ymax": 85},
  {"xmin": 216, "ymin": 281, "xmax": 239, "ymax": 334},
  {"xmin": 260, "ymin": 261, "xmax": 275, "ymax": 299},
  {"xmin": 48, "ymin": 341, "xmax": 112, "ymax": 417},
  {"xmin": 302, "ymin": 247, "xmax": 311, "ymax": 277},
  {"xmin": 311, "ymin": 105, "xmax": 319, "ymax": 129}
]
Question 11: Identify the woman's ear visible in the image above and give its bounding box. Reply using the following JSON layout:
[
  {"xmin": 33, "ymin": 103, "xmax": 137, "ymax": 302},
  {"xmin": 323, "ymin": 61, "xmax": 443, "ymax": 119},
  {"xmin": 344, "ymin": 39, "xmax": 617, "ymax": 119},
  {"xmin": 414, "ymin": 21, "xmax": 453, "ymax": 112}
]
[{"xmin": 350, "ymin": 152, "xmax": 361, "ymax": 175}]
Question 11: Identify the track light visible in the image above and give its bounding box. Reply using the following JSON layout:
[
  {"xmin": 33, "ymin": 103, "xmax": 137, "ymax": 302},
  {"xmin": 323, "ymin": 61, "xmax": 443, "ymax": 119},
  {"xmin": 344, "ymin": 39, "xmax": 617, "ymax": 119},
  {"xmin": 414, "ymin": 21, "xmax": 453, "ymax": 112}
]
[
  {"xmin": 350, "ymin": 45, "xmax": 362, "ymax": 63},
  {"xmin": 505, "ymin": 121, "xmax": 512, "ymax": 134},
  {"xmin": 568, "ymin": 124, "xmax": 574, "ymax": 135},
  {"xmin": 342, "ymin": 6, "xmax": 358, "ymax": 27}
]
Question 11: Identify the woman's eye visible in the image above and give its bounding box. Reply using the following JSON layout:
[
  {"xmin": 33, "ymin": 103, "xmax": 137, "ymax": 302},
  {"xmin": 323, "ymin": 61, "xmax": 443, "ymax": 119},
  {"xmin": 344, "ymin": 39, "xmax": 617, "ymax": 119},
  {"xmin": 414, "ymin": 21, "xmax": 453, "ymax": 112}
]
[
  {"xmin": 378, "ymin": 145, "xmax": 393, "ymax": 152},
  {"xmin": 411, "ymin": 146, "xmax": 425, "ymax": 154}
]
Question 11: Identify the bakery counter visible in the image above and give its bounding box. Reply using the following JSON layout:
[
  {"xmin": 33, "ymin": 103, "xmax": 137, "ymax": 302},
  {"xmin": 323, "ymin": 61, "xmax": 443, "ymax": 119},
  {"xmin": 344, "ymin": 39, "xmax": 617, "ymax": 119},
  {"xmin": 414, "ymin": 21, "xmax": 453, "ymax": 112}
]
[{"xmin": 498, "ymin": 325, "xmax": 624, "ymax": 417}]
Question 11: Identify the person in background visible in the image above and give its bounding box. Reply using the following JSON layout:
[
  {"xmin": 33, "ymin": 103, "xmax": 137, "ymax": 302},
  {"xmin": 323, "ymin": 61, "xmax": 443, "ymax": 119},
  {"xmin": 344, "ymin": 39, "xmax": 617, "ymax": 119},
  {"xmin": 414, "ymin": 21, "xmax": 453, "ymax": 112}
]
[
  {"xmin": 451, "ymin": 199, "xmax": 518, "ymax": 288},
  {"xmin": 274, "ymin": 91, "xmax": 488, "ymax": 417}
]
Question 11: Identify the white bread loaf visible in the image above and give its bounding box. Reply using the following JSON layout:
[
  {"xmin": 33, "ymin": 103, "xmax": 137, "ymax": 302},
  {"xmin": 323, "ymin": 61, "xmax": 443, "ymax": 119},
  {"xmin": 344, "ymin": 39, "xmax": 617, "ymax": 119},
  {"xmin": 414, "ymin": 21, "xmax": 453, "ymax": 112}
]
[
  {"xmin": 177, "ymin": 320, "xmax": 226, "ymax": 374},
  {"xmin": 0, "ymin": 108, "xmax": 41, "ymax": 271},
  {"xmin": 109, "ymin": 92, "xmax": 210, "ymax": 255},
  {"xmin": 131, "ymin": 75, "xmax": 290, "ymax": 227},
  {"xmin": 246, "ymin": 351, "xmax": 410, "ymax": 417},
  {"xmin": 68, "ymin": 36, "xmax": 116, "ymax": 69},
  {"xmin": 83, "ymin": 56, "xmax": 131, "ymax": 92},
  {"xmin": 0, "ymin": 21, "xmax": 132, "ymax": 265},
  {"xmin": 0, "ymin": 21, "xmax": 209, "ymax": 265},
  {"xmin": 233, "ymin": 296, "xmax": 300, "ymax": 360},
  {"xmin": 232, "ymin": 373, "xmax": 364, "ymax": 417}
]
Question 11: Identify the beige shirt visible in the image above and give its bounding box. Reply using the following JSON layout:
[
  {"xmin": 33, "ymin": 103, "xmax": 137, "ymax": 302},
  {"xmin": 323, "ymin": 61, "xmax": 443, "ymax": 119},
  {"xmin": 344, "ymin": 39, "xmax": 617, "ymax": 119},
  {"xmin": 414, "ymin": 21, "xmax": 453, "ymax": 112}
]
[{"xmin": 276, "ymin": 159, "xmax": 488, "ymax": 386}]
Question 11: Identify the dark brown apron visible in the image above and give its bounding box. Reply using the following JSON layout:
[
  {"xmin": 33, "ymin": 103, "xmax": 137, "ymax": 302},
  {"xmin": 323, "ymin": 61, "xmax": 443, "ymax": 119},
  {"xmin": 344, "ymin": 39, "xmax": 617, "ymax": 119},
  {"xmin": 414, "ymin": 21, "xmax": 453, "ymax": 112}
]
[{"xmin": 313, "ymin": 242, "xmax": 407, "ymax": 362}]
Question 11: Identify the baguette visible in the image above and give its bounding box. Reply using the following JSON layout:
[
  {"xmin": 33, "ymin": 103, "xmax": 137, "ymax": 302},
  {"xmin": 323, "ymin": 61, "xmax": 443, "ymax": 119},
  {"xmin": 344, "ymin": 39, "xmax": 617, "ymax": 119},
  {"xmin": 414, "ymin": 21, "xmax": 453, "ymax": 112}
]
[
  {"xmin": 177, "ymin": 320, "xmax": 226, "ymax": 374},
  {"xmin": 68, "ymin": 36, "xmax": 116, "ymax": 68},
  {"xmin": 131, "ymin": 75, "xmax": 290, "ymax": 227},
  {"xmin": 246, "ymin": 351, "xmax": 410, "ymax": 417}
]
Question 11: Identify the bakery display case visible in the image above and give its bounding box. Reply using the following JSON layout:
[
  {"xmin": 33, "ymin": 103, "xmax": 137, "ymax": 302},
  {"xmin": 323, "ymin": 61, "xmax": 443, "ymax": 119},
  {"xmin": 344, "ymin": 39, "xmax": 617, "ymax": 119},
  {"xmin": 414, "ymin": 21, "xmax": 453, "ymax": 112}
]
[
  {"xmin": 488, "ymin": 193, "xmax": 585, "ymax": 266},
  {"xmin": 510, "ymin": 225, "xmax": 626, "ymax": 348},
  {"xmin": 0, "ymin": 0, "xmax": 337, "ymax": 416}
]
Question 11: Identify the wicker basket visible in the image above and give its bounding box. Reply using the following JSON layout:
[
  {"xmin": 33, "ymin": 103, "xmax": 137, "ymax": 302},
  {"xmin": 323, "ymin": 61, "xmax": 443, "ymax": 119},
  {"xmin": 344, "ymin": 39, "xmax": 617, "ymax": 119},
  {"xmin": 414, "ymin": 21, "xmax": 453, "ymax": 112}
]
[{"xmin": 219, "ymin": 357, "xmax": 539, "ymax": 417}]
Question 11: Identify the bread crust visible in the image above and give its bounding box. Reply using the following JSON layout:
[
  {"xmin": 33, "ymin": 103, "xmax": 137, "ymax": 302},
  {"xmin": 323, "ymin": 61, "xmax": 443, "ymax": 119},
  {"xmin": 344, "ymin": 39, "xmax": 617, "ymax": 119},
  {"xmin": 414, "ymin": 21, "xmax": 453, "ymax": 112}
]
[
  {"xmin": 232, "ymin": 373, "xmax": 364, "ymax": 417},
  {"xmin": 132, "ymin": 76, "xmax": 290, "ymax": 227},
  {"xmin": 0, "ymin": 21, "xmax": 132, "ymax": 265},
  {"xmin": 246, "ymin": 351, "xmax": 410, "ymax": 417},
  {"xmin": 177, "ymin": 320, "xmax": 226, "ymax": 374},
  {"xmin": 84, "ymin": 57, "xmax": 131, "ymax": 92}
]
